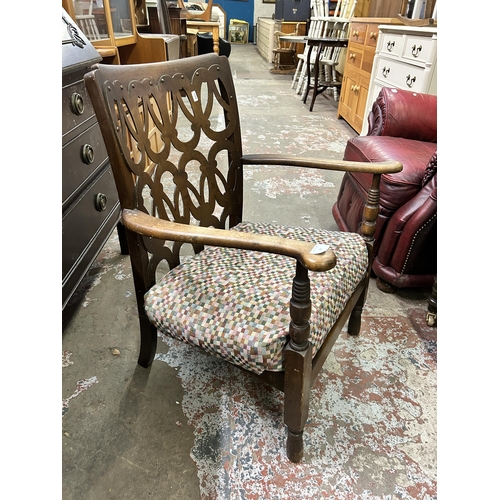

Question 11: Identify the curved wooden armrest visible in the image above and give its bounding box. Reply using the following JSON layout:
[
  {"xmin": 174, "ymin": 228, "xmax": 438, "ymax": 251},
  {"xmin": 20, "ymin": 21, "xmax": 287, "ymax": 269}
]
[
  {"xmin": 122, "ymin": 209, "xmax": 337, "ymax": 272},
  {"xmin": 241, "ymin": 154, "xmax": 403, "ymax": 175}
]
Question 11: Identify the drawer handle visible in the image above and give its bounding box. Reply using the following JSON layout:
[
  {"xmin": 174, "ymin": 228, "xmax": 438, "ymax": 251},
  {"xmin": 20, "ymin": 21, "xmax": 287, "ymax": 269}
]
[
  {"xmin": 350, "ymin": 85, "xmax": 360, "ymax": 93},
  {"xmin": 70, "ymin": 92, "xmax": 85, "ymax": 116},
  {"xmin": 406, "ymin": 74, "xmax": 417, "ymax": 87},
  {"xmin": 352, "ymin": 30, "xmax": 359, "ymax": 38},
  {"xmin": 95, "ymin": 193, "xmax": 108, "ymax": 212},
  {"xmin": 387, "ymin": 40, "xmax": 395, "ymax": 51},
  {"xmin": 382, "ymin": 67, "xmax": 390, "ymax": 77},
  {"xmin": 411, "ymin": 44, "xmax": 422, "ymax": 57},
  {"xmin": 81, "ymin": 144, "xmax": 95, "ymax": 165},
  {"xmin": 369, "ymin": 32, "xmax": 377, "ymax": 40},
  {"xmin": 349, "ymin": 53, "xmax": 356, "ymax": 60}
]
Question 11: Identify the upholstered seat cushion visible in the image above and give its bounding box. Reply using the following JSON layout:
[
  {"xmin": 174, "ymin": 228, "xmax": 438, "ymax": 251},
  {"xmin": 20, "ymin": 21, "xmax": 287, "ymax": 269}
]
[{"xmin": 144, "ymin": 221, "xmax": 368, "ymax": 375}]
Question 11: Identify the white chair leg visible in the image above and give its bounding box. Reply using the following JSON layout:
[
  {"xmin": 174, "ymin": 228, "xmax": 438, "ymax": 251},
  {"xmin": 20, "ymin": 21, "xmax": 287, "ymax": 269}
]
[
  {"xmin": 296, "ymin": 64, "xmax": 308, "ymax": 96},
  {"xmin": 291, "ymin": 59, "xmax": 303, "ymax": 89}
]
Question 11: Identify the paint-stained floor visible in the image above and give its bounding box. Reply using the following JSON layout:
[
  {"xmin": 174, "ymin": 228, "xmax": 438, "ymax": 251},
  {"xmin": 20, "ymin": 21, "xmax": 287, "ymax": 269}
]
[{"xmin": 62, "ymin": 44, "xmax": 436, "ymax": 500}]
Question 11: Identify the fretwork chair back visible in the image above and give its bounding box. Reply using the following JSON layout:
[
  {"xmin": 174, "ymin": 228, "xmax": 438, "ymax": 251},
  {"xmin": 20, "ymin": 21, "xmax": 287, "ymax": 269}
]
[{"xmin": 84, "ymin": 54, "xmax": 401, "ymax": 462}]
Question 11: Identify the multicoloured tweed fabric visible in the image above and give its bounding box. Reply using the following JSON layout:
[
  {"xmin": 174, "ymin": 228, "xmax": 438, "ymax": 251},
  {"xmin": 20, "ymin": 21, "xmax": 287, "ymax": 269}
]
[{"xmin": 144, "ymin": 222, "xmax": 368, "ymax": 375}]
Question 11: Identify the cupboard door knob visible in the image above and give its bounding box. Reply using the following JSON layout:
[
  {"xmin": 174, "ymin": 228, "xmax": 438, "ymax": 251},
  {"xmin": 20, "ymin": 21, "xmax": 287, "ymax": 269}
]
[
  {"xmin": 81, "ymin": 144, "xmax": 95, "ymax": 165},
  {"xmin": 70, "ymin": 92, "xmax": 85, "ymax": 115},
  {"xmin": 382, "ymin": 67, "xmax": 390, "ymax": 77},
  {"xmin": 387, "ymin": 40, "xmax": 395, "ymax": 51},
  {"xmin": 349, "ymin": 53, "xmax": 355, "ymax": 60},
  {"xmin": 353, "ymin": 30, "xmax": 358, "ymax": 37},
  {"xmin": 95, "ymin": 193, "xmax": 107, "ymax": 212},
  {"xmin": 369, "ymin": 32, "xmax": 376, "ymax": 39}
]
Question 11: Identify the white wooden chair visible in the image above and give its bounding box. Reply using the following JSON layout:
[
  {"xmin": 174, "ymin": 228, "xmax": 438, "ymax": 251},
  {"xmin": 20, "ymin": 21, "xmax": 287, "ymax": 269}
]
[
  {"xmin": 74, "ymin": 1, "xmax": 101, "ymax": 41},
  {"xmin": 291, "ymin": 0, "xmax": 327, "ymax": 91},
  {"xmin": 319, "ymin": 0, "xmax": 357, "ymax": 101},
  {"xmin": 292, "ymin": 0, "xmax": 357, "ymax": 102},
  {"xmin": 272, "ymin": 23, "xmax": 300, "ymax": 73}
]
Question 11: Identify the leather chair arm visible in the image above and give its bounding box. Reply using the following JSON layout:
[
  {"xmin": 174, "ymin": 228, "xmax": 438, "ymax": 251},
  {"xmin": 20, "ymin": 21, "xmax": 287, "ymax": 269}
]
[
  {"xmin": 375, "ymin": 176, "xmax": 437, "ymax": 268},
  {"xmin": 367, "ymin": 87, "xmax": 437, "ymax": 143}
]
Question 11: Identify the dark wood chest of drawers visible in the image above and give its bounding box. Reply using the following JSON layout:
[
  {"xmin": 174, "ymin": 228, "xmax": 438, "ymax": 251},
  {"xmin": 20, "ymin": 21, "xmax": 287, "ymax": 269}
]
[{"xmin": 62, "ymin": 9, "xmax": 123, "ymax": 309}]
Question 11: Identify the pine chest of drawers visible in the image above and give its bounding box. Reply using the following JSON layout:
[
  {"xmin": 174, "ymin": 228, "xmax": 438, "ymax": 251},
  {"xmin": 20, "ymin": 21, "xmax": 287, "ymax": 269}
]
[
  {"xmin": 337, "ymin": 18, "xmax": 402, "ymax": 134},
  {"xmin": 361, "ymin": 25, "xmax": 437, "ymax": 135},
  {"xmin": 62, "ymin": 10, "xmax": 123, "ymax": 309}
]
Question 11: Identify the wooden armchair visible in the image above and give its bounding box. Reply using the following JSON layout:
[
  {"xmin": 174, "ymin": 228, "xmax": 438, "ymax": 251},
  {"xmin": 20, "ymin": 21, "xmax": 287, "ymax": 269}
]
[
  {"xmin": 84, "ymin": 54, "xmax": 401, "ymax": 462},
  {"xmin": 272, "ymin": 23, "xmax": 300, "ymax": 73}
]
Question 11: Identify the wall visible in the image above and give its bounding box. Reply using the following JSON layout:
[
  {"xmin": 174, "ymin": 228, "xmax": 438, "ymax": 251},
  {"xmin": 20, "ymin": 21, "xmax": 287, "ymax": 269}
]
[{"xmin": 253, "ymin": 1, "xmax": 275, "ymax": 30}]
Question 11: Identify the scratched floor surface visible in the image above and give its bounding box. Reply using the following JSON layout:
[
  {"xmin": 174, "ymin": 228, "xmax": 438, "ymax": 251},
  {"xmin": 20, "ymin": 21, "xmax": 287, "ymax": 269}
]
[{"xmin": 62, "ymin": 44, "xmax": 436, "ymax": 500}]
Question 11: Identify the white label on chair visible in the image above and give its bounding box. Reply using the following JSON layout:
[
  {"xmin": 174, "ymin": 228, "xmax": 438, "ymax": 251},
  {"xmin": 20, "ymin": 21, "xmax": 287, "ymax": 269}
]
[
  {"xmin": 191, "ymin": 91, "xmax": 199, "ymax": 102},
  {"xmin": 310, "ymin": 244, "xmax": 329, "ymax": 254}
]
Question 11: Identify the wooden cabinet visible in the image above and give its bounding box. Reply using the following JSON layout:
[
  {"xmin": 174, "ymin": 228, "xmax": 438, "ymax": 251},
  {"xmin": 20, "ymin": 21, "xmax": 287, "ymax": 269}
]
[
  {"xmin": 361, "ymin": 24, "xmax": 437, "ymax": 134},
  {"xmin": 338, "ymin": 17, "xmax": 402, "ymax": 134},
  {"xmin": 257, "ymin": 18, "xmax": 276, "ymax": 63},
  {"xmin": 62, "ymin": 0, "xmax": 172, "ymax": 64},
  {"xmin": 257, "ymin": 18, "xmax": 306, "ymax": 63},
  {"xmin": 62, "ymin": 10, "xmax": 125, "ymax": 309}
]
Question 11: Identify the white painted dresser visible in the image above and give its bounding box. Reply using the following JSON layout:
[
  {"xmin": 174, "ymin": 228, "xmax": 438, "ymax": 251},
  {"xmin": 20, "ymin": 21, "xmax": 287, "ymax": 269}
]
[{"xmin": 361, "ymin": 25, "xmax": 437, "ymax": 135}]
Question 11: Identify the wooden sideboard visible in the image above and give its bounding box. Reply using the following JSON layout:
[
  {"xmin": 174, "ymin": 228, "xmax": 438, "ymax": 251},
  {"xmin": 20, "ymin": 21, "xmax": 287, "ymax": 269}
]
[
  {"xmin": 62, "ymin": 9, "xmax": 126, "ymax": 309},
  {"xmin": 361, "ymin": 24, "xmax": 437, "ymax": 135},
  {"xmin": 337, "ymin": 17, "xmax": 402, "ymax": 134}
]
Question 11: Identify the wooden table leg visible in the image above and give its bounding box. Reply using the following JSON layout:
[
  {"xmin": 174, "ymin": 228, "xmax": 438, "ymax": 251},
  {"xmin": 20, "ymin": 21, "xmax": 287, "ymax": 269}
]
[{"xmin": 212, "ymin": 26, "xmax": 219, "ymax": 55}]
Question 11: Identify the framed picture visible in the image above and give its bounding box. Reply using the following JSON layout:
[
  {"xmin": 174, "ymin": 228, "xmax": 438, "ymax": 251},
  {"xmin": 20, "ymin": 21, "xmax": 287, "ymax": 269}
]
[{"xmin": 229, "ymin": 24, "xmax": 248, "ymax": 44}]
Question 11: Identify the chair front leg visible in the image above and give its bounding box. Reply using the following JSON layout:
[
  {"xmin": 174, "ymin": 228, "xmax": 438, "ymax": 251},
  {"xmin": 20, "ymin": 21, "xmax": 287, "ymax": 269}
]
[
  {"xmin": 348, "ymin": 173, "xmax": 382, "ymax": 336},
  {"xmin": 284, "ymin": 261, "xmax": 312, "ymax": 463},
  {"xmin": 126, "ymin": 230, "xmax": 158, "ymax": 368}
]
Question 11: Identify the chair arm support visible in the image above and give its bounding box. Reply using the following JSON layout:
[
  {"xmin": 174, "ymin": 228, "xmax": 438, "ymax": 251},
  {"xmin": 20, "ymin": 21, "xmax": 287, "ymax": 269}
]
[
  {"xmin": 241, "ymin": 154, "xmax": 402, "ymax": 175},
  {"xmin": 122, "ymin": 209, "xmax": 337, "ymax": 273}
]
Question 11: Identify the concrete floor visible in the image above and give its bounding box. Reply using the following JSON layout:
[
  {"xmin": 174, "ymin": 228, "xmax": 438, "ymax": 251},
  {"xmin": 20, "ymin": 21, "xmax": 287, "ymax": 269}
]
[{"xmin": 62, "ymin": 44, "xmax": 437, "ymax": 499}]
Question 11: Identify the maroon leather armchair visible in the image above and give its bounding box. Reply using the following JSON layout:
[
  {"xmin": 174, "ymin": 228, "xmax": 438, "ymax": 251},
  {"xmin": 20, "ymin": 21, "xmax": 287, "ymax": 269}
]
[{"xmin": 333, "ymin": 87, "xmax": 437, "ymax": 292}]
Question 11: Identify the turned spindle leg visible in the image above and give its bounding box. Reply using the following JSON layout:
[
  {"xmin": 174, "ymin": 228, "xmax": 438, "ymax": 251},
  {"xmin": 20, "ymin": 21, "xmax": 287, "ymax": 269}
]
[{"xmin": 284, "ymin": 261, "xmax": 312, "ymax": 463}]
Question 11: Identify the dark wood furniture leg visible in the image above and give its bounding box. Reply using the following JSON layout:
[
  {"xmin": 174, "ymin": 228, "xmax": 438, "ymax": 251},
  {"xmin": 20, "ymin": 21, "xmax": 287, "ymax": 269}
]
[
  {"xmin": 284, "ymin": 261, "xmax": 312, "ymax": 463},
  {"xmin": 302, "ymin": 38, "xmax": 348, "ymax": 112},
  {"xmin": 303, "ymin": 40, "xmax": 322, "ymax": 112},
  {"xmin": 116, "ymin": 221, "xmax": 129, "ymax": 255},
  {"xmin": 426, "ymin": 276, "xmax": 437, "ymax": 326}
]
